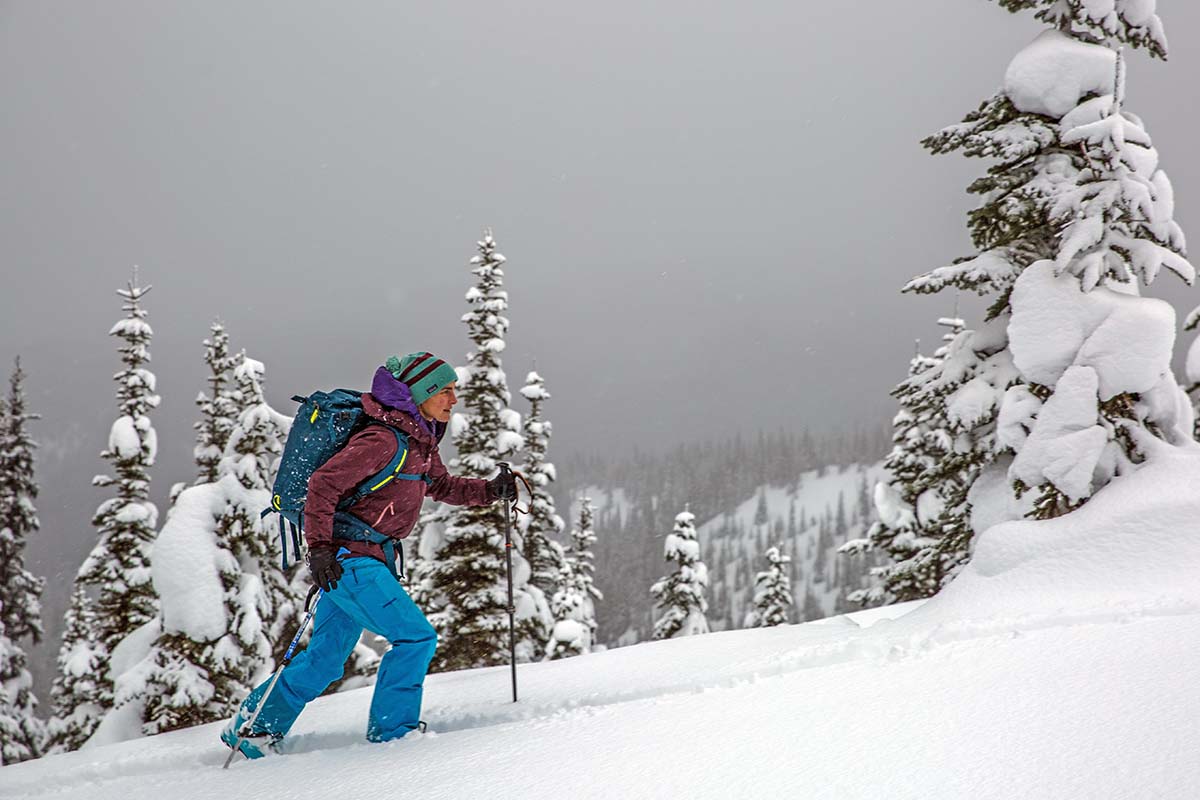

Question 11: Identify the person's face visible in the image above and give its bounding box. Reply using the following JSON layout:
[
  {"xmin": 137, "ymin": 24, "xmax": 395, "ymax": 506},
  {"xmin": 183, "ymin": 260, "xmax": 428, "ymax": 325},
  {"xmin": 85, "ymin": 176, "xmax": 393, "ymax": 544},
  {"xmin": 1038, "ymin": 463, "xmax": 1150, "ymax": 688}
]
[{"xmin": 419, "ymin": 382, "xmax": 457, "ymax": 423}]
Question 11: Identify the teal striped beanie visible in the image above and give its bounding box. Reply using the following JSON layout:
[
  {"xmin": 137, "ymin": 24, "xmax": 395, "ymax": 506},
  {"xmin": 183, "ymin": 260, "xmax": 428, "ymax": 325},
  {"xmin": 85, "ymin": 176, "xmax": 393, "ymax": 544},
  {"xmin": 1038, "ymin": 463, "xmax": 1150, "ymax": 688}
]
[{"xmin": 387, "ymin": 352, "xmax": 458, "ymax": 401}]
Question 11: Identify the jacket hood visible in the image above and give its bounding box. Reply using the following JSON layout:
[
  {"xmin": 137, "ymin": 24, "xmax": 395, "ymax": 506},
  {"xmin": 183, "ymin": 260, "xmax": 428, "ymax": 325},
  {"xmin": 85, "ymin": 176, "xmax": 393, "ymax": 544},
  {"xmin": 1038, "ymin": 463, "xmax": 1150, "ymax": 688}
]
[{"xmin": 367, "ymin": 366, "xmax": 445, "ymax": 442}]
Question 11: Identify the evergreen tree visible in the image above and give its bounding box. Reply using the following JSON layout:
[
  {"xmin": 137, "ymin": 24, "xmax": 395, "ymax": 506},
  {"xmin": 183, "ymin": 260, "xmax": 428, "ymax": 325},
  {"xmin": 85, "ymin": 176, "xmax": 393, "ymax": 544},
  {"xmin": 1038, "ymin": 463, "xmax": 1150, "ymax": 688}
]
[
  {"xmin": 45, "ymin": 588, "xmax": 104, "ymax": 752},
  {"xmin": 746, "ymin": 546, "xmax": 793, "ymax": 628},
  {"xmin": 519, "ymin": 369, "xmax": 567, "ymax": 659},
  {"xmin": 138, "ymin": 353, "xmax": 324, "ymax": 735},
  {"xmin": 800, "ymin": 582, "xmax": 824, "ymax": 622},
  {"xmin": 753, "ymin": 488, "xmax": 769, "ymax": 529},
  {"xmin": 74, "ymin": 276, "xmax": 161, "ymax": 726},
  {"xmin": 544, "ymin": 543, "xmax": 588, "ymax": 661},
  {"xmin": 842, "ymin": 317, "xmax": 982, "ymax": 604},
  {"xmin": 427, "ymin": 230, "xmax": 542, "ymax": 672},
  {"xmin": 989, "ymin": 0, "xmax": 1167, "ymax": 59},
  {"xmin": 0, "ymin": 617, "xmax": 42, "ymax": 764},
  {"xmin": 193, "ymin": 321, "xmax": 238, "ymax": 485},
  {"xmin": 650, "ymin": 509, "xmax": 709, "ymax": 640},
  {"xmin": 544, "ymin": 495, "xmax": 602, "ymax": 659},
  {"xmin": 570, "ymin": 497, "xmax": 602, "ymax": 617},
  {"xmin": 1000, "ymin": 50, "xmax": 1193, "ymax": 518},
  {"xmin": 903, "ymin": 2, "xmax": 1185, "ymax": 531},
  {"xmin": 217, "ymin": 354, "xmax": 300, "ymax": 667},
  {"xmin": 0, "ymin": 358, "xmax": 46, "ymax": 762}
]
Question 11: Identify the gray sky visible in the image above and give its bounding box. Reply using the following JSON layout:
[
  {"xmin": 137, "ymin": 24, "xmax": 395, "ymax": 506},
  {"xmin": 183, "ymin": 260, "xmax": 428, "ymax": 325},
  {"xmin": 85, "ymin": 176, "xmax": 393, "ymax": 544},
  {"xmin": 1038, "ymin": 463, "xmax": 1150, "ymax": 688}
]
[{"xmin": 2, "ymin": 1, "xmax": 1199, "ymax": 665}]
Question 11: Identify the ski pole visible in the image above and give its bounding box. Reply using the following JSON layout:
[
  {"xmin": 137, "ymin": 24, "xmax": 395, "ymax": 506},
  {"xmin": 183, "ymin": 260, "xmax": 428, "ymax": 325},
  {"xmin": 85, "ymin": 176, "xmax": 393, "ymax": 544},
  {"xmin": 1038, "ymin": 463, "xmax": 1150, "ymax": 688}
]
[
  {"xmin": 497, "ymin": 461, "xmax": 518, "ymax": 703},
  {"xmin": 223, "ymin": 587, "xmax": 323, "ymax": 768}
]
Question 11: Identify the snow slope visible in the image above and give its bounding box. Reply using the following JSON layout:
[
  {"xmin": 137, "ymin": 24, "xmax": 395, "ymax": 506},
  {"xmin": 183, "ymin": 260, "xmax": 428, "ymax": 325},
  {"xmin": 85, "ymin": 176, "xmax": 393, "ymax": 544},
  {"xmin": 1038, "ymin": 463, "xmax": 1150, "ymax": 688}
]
[{"xmin": 5, "ymin": 450, "xmax": 1199, "ymax": 799}]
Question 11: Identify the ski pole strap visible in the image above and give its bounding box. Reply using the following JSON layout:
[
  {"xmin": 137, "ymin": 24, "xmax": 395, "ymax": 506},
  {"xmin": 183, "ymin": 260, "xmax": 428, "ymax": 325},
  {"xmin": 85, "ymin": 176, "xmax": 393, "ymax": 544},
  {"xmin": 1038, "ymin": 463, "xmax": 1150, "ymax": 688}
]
[
  {"xmin": 331, "ymin": 511, "xmax": 404, "ymax": 579},
  {"xmin": 509, "ymin": 470, "xmax": 534, "ymax": 517}
]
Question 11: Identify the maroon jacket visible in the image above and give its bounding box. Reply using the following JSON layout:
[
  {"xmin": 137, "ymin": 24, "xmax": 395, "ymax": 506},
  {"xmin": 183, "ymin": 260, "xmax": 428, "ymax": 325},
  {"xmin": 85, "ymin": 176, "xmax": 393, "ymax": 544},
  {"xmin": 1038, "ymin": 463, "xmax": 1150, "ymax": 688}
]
[{"xmin": 303, "ymin": 391, "xmax": 493, "ymax": 564}]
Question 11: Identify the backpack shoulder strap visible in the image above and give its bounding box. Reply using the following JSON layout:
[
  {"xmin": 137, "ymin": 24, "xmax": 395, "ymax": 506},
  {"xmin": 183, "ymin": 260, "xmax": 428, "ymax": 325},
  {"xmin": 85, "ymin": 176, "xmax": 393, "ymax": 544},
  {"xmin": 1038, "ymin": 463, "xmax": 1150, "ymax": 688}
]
[{"xmin": 337, "ymin": 424, "xmax": 425, "ymax": 511}]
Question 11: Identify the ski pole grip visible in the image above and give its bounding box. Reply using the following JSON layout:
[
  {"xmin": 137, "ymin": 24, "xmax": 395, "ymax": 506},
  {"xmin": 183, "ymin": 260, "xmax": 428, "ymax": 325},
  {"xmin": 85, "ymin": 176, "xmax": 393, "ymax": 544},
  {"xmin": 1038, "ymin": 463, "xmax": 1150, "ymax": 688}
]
[{"xmin": 496, "ymin": 461, "xmax": 516, "ymax": 500}]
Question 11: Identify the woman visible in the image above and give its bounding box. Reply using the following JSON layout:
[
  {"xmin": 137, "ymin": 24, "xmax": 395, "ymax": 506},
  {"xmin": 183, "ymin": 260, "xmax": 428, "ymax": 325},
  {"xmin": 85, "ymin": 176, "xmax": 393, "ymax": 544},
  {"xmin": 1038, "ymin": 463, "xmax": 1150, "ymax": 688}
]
[{"xmin": 222, "ymin": 352, "xmax": 514, "ymax": 758}]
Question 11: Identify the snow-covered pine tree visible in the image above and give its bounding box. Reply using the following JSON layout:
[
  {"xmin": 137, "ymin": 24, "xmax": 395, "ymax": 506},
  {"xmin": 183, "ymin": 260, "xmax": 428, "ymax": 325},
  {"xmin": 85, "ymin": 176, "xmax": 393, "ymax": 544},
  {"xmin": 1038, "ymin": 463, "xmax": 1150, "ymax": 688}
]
[
  {"xmin": 568, "ymin": 496, "xmax": 601, "ymax": 635},
  {"xmin": 842, "ymin": 316, "xmax": 981, "ymax": 604},
  {"xmin": 45, "ymin": 588, "xmax": 104, "ymax": 752},
  {"xmin": 650, "ymin": 509, "xmax": 709, "ymax": 640},
  {"xmin": 519, "ymin": 370, "xmax": 567, "ymax": 658},
  {"xmin": 426, "ymin": 229, "xmax": 542, "ymax": 672},
  {"xmin": 0, "ymin": 358, "xmax": 46, "ymax": 763},
  {"xmin": 904, "ymin": 2, "xmax": 1185, "ymax": 526},
  {"xmin": 193, "ymin": 321, "xmax": 238, "ymax": 486},
  {"xmin": 544, "ymin": 543, "xmax": 587, "ymax": 660},
  {"xmin": 0, "ymin": 619, "xmax": 42, "ymax": 765},
  {"xmin": 989, "ymin": 0, "xmax": 1167, "ymax": 60},
  {"xmin": 1000, "ymin": 49, "xmax": 1193, "ymax": 518},
  {"xmin": 745, "ymin": 546, "xmax": 792, "ymax": 628},
  {"xmin": 74, "ymin": 276, "xmax": 161, "ymax": 722},
  {"xmin": 218, "ymin": 354, "xmax": 304, "ymax": 664},
  {"xmin": 545, "ymin": 496, "xmax": 604, "ymax": 659},
  {"xmin": 138, "ymin": 352, "xmax": 338, "ymax": 735}
]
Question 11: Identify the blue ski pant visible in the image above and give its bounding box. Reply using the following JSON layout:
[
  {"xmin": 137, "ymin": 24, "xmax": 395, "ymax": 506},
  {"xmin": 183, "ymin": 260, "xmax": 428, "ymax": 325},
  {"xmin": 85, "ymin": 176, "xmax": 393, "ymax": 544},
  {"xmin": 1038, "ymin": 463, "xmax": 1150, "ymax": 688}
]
[{"xmin": 241, "ymin": 556, "xmax": 438, "ymax": 743}]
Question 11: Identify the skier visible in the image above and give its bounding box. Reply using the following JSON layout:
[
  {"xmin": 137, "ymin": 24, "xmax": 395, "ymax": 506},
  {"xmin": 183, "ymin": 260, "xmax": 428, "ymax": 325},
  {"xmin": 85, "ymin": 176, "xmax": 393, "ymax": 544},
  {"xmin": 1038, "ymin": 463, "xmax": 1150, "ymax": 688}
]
[{"xmin": 222, "ymin": 352, "xmax": 516, "ymax": 758}]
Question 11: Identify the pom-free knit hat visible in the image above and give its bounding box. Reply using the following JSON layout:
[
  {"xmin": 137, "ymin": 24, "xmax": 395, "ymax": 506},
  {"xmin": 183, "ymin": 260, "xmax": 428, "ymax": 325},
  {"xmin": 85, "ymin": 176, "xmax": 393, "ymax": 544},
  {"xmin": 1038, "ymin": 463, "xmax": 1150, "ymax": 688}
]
[{"xmin": 386, "ymin": 352, "xmax": 458, "ymax": 401}]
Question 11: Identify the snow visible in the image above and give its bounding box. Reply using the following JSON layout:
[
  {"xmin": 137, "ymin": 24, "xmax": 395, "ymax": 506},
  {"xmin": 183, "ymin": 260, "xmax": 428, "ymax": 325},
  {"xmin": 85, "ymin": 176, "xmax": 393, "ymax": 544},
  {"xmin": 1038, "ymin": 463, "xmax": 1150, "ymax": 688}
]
[
  {"xmin": 106, "ymin": 416, "xmax": 143, "ymax": 459},
  {"xmin": 1008, "ymin": 366, "xmax": 1108, "ymax": 502},
  {"xmin": 1007, "ymin": 260, "xmax": 1175, "ymax": 399},
  {"xmin": 1004, "ymin": 30, "xmax": 1116, "ymax": 119},
  {"xmin": 8, "ymin": 448, "xmax": 1200, "ymax": 797},
  {"xmin": 1106, "ymin": 0, "xmax": 1157, "ymax": 26},
  {"xmin": 151, "ymin": 482, "xmax": 229, "ymax": 642},
  {"xmin": 83, "ymin": 620, "xmax": 160, "ymax": 749}
]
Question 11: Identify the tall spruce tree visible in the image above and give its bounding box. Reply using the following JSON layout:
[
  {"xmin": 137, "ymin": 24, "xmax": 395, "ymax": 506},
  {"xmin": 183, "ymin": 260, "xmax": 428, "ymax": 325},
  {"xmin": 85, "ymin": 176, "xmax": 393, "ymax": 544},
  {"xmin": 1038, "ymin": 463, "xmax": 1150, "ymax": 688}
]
[
  {"xmin": 904, "ymin": 2, "xmax": 1187, "ymax": 530},
  {"xmin": 651, "ymin": 509, "xmax": 709, "ymax": 640},
  {"xmin": 72, "ymin": 276, "xmax": 160, "ymax": 732},
  {"xmin": 193, "ymin": 321, "xmax": 238, "ymax": 485},
  {"xmin": 997, "ymin": 40, "xmax": 1192, "ymax": 518},
  {"xmin": 519, "ymin": 369, "xmax": 567, "ymax": 658},
  {"xmin": 0, "ymin": 358, "xmax": 46, "ymax": 763},
  {"xmin": 426, "ymin": 230, "xmax": 542, "ymax": 672},
  {"xmin": 746, "ymin": 546, "xmax": 792, "ymax": 628},
  {"xmin": 45, "ymin": 587, "xmax": 105, "ymax": 752}
]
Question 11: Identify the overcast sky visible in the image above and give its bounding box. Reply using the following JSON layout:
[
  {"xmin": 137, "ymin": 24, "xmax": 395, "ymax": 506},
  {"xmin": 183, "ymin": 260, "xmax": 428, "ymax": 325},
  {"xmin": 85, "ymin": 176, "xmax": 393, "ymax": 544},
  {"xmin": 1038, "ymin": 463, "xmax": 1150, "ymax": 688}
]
[{"xmin": 2, "ymin": 2, "xmax": 1199, "ymax": 661}]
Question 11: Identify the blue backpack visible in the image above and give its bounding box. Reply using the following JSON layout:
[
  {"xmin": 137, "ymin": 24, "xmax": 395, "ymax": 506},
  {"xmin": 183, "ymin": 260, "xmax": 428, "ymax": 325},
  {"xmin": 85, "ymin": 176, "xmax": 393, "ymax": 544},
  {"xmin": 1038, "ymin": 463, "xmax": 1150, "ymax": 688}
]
[{"xmin": 262, "ymin": 389, "xmax": 427, "ymax": 578}]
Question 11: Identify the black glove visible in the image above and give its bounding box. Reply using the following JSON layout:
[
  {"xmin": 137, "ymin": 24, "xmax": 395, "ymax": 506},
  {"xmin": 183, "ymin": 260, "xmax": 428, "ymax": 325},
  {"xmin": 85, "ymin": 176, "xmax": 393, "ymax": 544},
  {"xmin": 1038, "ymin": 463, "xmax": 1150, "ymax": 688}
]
[
  {"xmin": 307, "ymin": 546, "xmax": 343, "ymax": 593},
  {"xmin": 488, "ymin": 470, "xmax": 517, "ymax": 501}
]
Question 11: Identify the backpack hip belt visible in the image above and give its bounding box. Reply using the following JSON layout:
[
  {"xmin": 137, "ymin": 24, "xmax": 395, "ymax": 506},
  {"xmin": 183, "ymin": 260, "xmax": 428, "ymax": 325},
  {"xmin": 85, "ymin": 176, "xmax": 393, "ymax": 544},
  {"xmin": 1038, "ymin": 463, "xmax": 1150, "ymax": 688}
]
[{"xmin": 331, "ymin": 511, "xmax": 406, "ymax": 580}]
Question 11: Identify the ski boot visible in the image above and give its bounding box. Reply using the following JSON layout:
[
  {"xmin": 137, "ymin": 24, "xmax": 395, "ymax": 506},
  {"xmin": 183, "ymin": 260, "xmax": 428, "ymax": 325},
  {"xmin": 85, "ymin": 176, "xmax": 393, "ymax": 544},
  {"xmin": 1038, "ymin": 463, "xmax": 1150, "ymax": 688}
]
[{"xmin": 220, "ymin": 708, "xmax": 282, "ymax": 760}]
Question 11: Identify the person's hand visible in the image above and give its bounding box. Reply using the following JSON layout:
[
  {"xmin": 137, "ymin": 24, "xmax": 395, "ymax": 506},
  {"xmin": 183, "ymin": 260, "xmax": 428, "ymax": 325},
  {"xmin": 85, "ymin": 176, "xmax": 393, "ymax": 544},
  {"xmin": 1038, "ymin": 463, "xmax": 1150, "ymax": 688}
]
[
  {"xmin": 488, "ymin": 470, "xmax": 517, "ymax": 501},
  {"xmin": 307, "ymin": 546, "xmax": 343, "ymax": 592}
]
